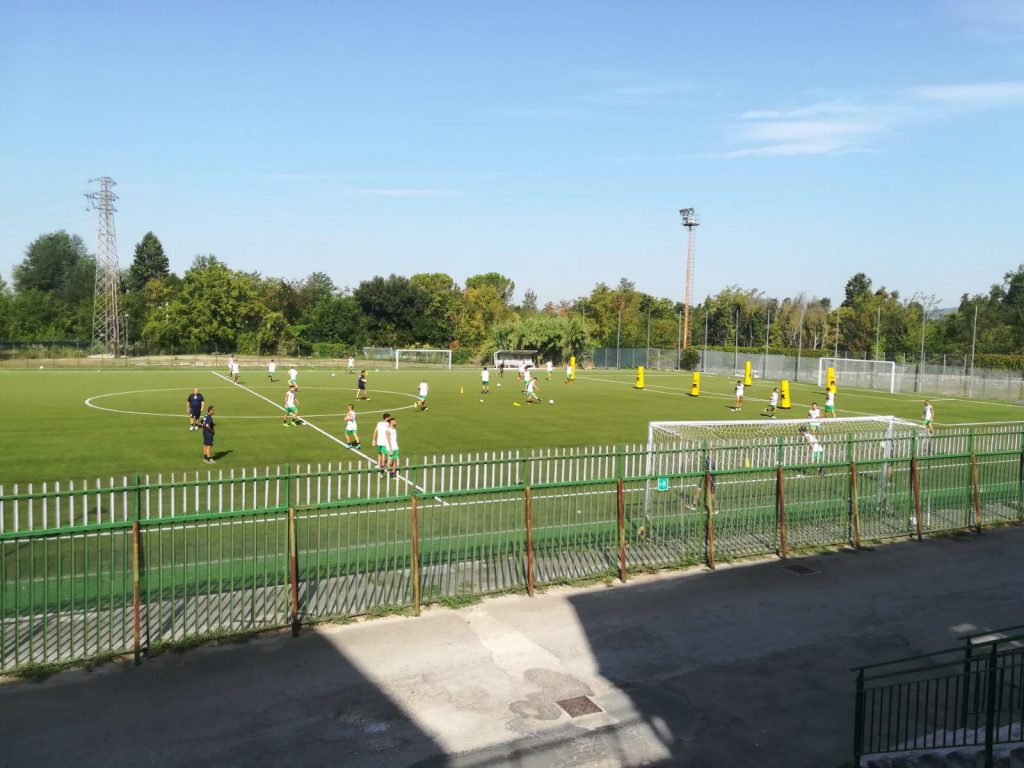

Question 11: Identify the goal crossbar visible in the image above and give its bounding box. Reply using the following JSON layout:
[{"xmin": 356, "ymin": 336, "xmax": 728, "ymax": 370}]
[{"xmin": 817, "ymin": 357, "xmax": 896, "ymax": 394}]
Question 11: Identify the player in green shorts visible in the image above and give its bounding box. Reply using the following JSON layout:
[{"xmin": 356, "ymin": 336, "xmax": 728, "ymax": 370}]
[
  {"xmin": 372, "ymin": 412, "xmax": 391, "ymax": 472},
  {"xmin": 344, "ymin": 403, "xmax": 361, "ymax": 449},
  {"xmin": 808, "ymin": 403, "xmax": 822, "ymax": 431},
  {"xmin": 824, "ymin": 390, "xmax": 836, "ymax": 417},
  {"xmin": 283, "ymin": 385, "xmax": 300, "ymax": 426},
  {"xmin": 387, "ymin": 417, "xmax": 400, "ymax": 477}
]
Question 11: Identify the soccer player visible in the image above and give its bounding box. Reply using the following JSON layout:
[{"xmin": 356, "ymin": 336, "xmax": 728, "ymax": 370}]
[
  {"xmin": 386, "ymin": 417, "xmax": 400, "ymax": 477},
  {"xmin": 762, "ymin": 387, "xmax": 779, "ymax": 419},
  {"xmin": 231, "ymin": 357, "xmax": 240, "ymax": 383},
  {"xmin": 283, "ymin": 385, "xmax": 299, "ymax": 426},
  {"xmin": 356, "ymin": 370, "xmax": 370, "ymax": 400},
  {"xmin": 923, "ymin": 400, "xmax": 935, "ymax": 435},
  {"xmin": 546, "ymin": 360, "xmax": 553, "ymax": 380},
  {"xmin": 347, "ymin": 356, "xmax": 355, "ymax": 374},
  {"xmin": 498, "ymin": 362, "xmax": 505, "ymax": 379},
  {"xmin": 808, "ymin": 402, "xmax": 822, "ymax": 432},
  {"xmin": 344, "ymin": 404, "xmax": 360, "ymax": 449},
  {"xmin": 565, "ymin": 362, "xmax": 573, "ymax": 384},
  {"xmin": 732, "ymin": 380, "xmax": 744, "ymax": 411},
  {"xmin": 186, "ymin": 387, "xmax": 205, "ymax": 431},
  {"xmin": 517, "ymin": 361, "xmax": 526, "ymax": 382},
  {"xmin": 521, "ymin": 366, "xmax": 532, "ymax": 393},
  {"xmin": 799, "ymin": 426, "xmax": 825, "ymax": 475},
  {"xmin": 372, "ymin": 412, "xmax": 392, "ymax": 472},
  {"xmin": 267, "ymin": 358, "xmax": 277, "ymax": 382},
  {"xmin": 481, "ymin": 366, "xmax": 490, "ymax": 394},
  {"xmin": 824, "ymin": 389, "xmax": 836, "ymax": 418},
  {"xmin": 201, "ymin": 406, "xmax": 216, "ymax": 463},
  {"xmin": 525, "ymin": 377, "xmax": 541, "ymax": 403},
  {"xmin": 288, "ymin": 366, "xmax": 298, "ymax": 388},
  {"xmin": 416, "ymin": 378, "xmax": 429, "ymax": 411}
]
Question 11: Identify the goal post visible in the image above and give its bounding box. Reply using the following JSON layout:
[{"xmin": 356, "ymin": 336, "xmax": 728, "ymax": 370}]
[
  {"xmin": 816, "ymin": 357, "xmax": 896, "ymax": 394},
  {"xmin": 642, "ymin": 414, "xmax": 922, "ymax": 522},
  {"xmin": 394, "ymin": 349, "xmax": 452, "ymax": 369}
]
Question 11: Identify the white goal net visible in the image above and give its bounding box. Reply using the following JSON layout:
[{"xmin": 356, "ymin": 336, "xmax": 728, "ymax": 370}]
[
  {"xmin": 395, "ymin": 349, "xmax": 452, "ymax": 369},
  {"xmin": 817, "ymin": 357, "xmax": 897, "ymax": 394},
  {"xmin": 646, "ymin": 415, "xmax": 921, "ymax": 474}
]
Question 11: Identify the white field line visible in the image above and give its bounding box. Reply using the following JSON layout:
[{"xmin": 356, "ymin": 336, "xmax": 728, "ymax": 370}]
[{"xmin": 210, "ymin": 372, "xmax": 448, "ymax": 506}]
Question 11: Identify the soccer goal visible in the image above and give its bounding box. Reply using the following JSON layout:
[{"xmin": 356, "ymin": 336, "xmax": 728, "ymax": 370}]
[
  {"xmin": 646, "ymin": 415, "xmax": 920, "ymax": 475},
  {"xmin": 493, "ymin": 350, "xmax": 538, "ymax": 369},
  {"xmin": 395, "ymin": 349, "xmax": 452, "ymax": 369},
  {"xmin": 817, "ymin": 357, "xmax": 897, "ymax": 394}
]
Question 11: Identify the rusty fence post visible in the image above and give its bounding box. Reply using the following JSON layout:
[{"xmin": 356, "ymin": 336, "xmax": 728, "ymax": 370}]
[
  {"xmin": 132, "ymin": 520, "xmax": 142, "ymax": 665},
  {"xmin": 910, "ymin": 458, "xmax": 923, "ymax": 542},
  {"xmin": 411, "ymin": 496, "xmax": 421, "ymax": 616},
  {"xmin": 776, "ymin": 465, "xmax": 788, "ymax": 559},
  {"xmin": 705, "ymin": 468, "xmax": 716, "ymax": 570},
  {"xmin": 525, "ymin": 486, "xmax": 535, "ymax": 596},
  {"xmin": 288, "ymin": 507, "xmax": 301, "ymax": 635},
  {"xmin": 617, "ymin": 479, "xmax": 627, "ymax": 582},
  {"xmin": 971, "ymin": 454, "xmax": 983, "ymax": 533},
  {"xmin": 850, "ymin": 461, "xmax": 861, "ymax": 549}
]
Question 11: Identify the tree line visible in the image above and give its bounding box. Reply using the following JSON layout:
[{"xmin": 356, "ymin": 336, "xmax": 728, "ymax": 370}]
[{"xmin": 1, "ymin": 229, "xmax": 1023, "ymax": 367}]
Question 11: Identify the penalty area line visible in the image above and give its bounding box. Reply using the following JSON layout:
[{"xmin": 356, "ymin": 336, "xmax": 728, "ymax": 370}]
[{"xmin": 210, "ymin": 371, "xmax": 448, "ymax": 505}]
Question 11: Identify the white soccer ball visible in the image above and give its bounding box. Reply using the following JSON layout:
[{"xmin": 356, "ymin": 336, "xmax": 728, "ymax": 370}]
[
  {"xmin": 549, "ymin": 399, "xmax": 554, "ymax": 404},
  {"xmin": 497, "ymin": 383, "xmax": 501, "ymax": 388},
  {"xmin": 331, "ymin": 373, "xmax": 335, "ymax": 377},
  {"xmin": 39, "ymin": 365, "xmax": 44, "ymax": 369},
  {"xmin": 480, "ymin": 399, "xmax": 484, "ymax": 403}
]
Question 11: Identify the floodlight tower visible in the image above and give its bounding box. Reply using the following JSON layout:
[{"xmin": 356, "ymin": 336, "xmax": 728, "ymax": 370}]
[
  {"xmin": 679, "ymin": 207, "xmax": 699, "ymax": 350},
  {"xmin": 86, "ymin": 177, "xmax": 120, "ymax": 356}
]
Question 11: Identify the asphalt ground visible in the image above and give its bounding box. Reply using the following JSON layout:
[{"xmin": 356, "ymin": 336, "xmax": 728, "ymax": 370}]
[{"xmin": 3, "ymin": 526, "xmax": 1023, "ymax": 767}]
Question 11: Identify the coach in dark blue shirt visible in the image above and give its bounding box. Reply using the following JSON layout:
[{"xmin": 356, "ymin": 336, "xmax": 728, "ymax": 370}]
[{"xmin": 186, "ymin": 387, "xmax": 205, "ymax": 431}]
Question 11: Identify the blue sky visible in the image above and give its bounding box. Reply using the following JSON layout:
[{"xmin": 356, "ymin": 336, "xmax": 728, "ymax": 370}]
[{"xmin": 1, "ymin": 0, "xmax": 1022, "ymax": 309}]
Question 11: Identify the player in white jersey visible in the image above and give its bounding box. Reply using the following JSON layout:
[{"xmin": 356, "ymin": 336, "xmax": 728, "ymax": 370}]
[
  {"xmin": 800, "ymin": 426, "xmax": 825, "ymax": 475},
  {"xmin": 283, "ymin": 385, "xmax": 299, "ymax": 426},
  {"xmin": 922, "ymin": 400, "xmax": 934, "ymax": 435},
  {"xmin": 762, "ymin": 387, "xmax": 779, "ymax": 418},
  {"xmin": 565, "ymin": 363, "xmax": 573, "ymax": 383},
  {"xmin": 347, "ymin": 357, "xmax": 355, "ymax": 374},
  {"xmin": 522, "ymin": 367, "xmax": 531, "ymax": 392},
  {"xmin": 288, "ymin": 367, "xmax": 298, "ymax": 387},
  {"xmin": 231, "ymin": 358, "xmax": 240, "ymax": 383},
  {"xmin": 416, "ymin": 379, "xmax": 429, "ymax": 411},
  {"xmin": 546, "ymin": 360, "xmax": 553, "ymax": 380},
  {"xmin": 372, "ymin": 412, "xmax": 392, "ymax": 472},
  {"xmin": 481, "ymin": 366, "xmax": 490, "ymax": 394},
  {"xmin": 808, "ymin": 403, "xmax": 822, "ymax": 431},
  {"xmin": 268, "ymin": 359, "xmax": 277, "ymax": 382},
  {"xmin": 732, "ymin": 381, "xmax": 744, "ymax": 412},
  {"xmin": 525, "ymin": 377, "xmax": 541, "ymax": 404},
  {"xmin": 386, "ymin": 417, "xmax": 400, "ymax": 477},
  {"xmin": 343, "ymin": 403, "xmax": 360, "ymax": 449},
  {"xmin": 824, "ymin": 390, "xmax": 836, "ymax": 418}
]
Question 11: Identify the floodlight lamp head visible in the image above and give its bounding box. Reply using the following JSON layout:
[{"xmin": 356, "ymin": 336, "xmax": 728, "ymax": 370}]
[{"xmin": 679, "ymin": 208, "xmax": 699, "ymax": 228}]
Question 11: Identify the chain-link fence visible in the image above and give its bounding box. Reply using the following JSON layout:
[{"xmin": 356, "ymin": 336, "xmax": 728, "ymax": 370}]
[{"xmin": 591, "ymin": 348, "xmax": 1024, "ymax": 402}]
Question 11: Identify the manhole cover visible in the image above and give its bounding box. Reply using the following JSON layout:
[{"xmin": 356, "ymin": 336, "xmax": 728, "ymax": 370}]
[
  {"xmin": 556, "ymin": 696, "xmax": 602, "ymax": 718},
  {"xmin": 783, "ymin": 564, "xmax": 819, "ymax": 576}
]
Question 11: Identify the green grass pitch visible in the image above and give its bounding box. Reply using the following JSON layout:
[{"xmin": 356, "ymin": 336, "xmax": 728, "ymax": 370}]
[{"xmin": 0, "ymin": 364, "xmax": 1016, "ymax": 484}]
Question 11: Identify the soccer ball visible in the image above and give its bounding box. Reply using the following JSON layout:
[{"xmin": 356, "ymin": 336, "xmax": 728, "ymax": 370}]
[
  {"xmin": 39, "ymin": 365, "xmax": 43, "ymax": 369},
  {"xmin": 549, "ymin": 399, "xmax": 554, "ymax": 404},
  {"xmin": 497, "ymin": 383, "xmax": 501, "ymax": 388},
  {"xmin": 331, "ymin": 373, "xmax": 335, "ymax": 377},
  {"xmin": 480, "ymin": 399, "xmax": 484, "ymax": 403}
]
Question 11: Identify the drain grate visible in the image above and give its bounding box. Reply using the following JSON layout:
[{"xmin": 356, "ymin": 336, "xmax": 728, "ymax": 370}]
[
  {"xmin": 783, "ymin": 563, "xmax": 819, "ymax": 576},
  {"xmin": 556, "ymin": 696, "xmax": 603, "ymax": 718}
]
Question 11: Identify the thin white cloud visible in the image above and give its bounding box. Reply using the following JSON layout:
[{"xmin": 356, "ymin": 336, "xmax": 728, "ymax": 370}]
[
  {"xmin": 913, "ymin": 81, "xmax": 1024, "ymax": 104},
  {"xmin": 722, "ymin": 120, "xmax": 884, "ymax": 157},
  {"xmin": 740, "ymin": 98, "xmax": 869, "ymax": 120}
]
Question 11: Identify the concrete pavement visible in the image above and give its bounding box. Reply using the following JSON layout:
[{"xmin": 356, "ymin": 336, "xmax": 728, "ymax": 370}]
[{"xmin": 3, "ymin": 526, "xmax": 1024, "ymax": 767}]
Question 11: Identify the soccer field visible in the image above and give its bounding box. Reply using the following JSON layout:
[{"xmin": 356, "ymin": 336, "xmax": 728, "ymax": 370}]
[{"xmin": 0, "ymin": 364, "xmax": 1016, "ymax": 484}]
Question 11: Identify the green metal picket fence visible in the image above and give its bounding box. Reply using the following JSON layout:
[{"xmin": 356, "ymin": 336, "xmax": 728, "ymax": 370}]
[{"xmin": 2, "ymin": 428, "xmax": 1023, "ymax": 674}]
